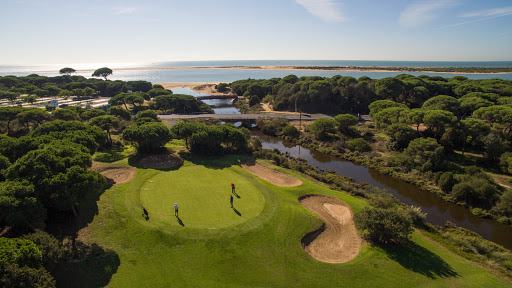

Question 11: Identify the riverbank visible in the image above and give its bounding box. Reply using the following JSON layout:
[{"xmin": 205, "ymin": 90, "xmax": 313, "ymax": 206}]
[{"xmin": 38, "ymin": 65, "xmax": 512, "ymax": 74}]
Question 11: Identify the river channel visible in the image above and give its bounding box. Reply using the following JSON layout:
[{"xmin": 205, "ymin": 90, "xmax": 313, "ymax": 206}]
[{"xmin": 253, "ymin": 131, "xmax": 512, "ymax": 250}]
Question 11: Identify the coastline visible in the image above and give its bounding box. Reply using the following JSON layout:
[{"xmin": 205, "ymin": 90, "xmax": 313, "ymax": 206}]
[{"xmin": 35, "ymin": 65, "xmax": 512, "ymax": 75}]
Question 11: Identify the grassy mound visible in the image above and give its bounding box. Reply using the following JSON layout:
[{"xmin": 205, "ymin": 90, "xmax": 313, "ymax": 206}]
[{"xmin": 72, "ymin": 156, "xmax": 511, "ymax": 288}]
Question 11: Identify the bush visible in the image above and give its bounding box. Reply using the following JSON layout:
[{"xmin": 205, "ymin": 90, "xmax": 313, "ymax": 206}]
[
  {"xmin": 347, "ymin": 138, "xmax": 371, "ymax": 152},
  {"xmin": 334, "ymin": 114, "xmax": 357, "ymax": 132},
  {"xmin": 354, "ymin": 207, "xmax": 413, "ymax": 244},
  {"xmin": 438, "ymin": 172, "xmax": 457, "ymax": 193},
  {"xmin": 256, "ymin": 118, "xmax": 288, "ymax": 136},
  {"xmin": 281, "ymin": 125, "xmax": 299, "ymax": 138},
  {"xmin": 404, "ymin": 206, "xmax": 427, "ymax": 227},
  {"xmin": 249, "ymin": 95, "xmax": 260, "ymax": 107},
  {"xmin": 309, "ymin": 118, "xmax": 336, "ymax": 140},
  {"xmin": 215, "ymin": 83, "xmax": 229, "ymax": 92},
  {"xmin": 367, "ymin": 192, "xmax": 399, "ymax": 209}
]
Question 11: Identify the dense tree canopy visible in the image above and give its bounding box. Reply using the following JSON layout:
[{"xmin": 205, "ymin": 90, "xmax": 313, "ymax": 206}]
[
  {"xmin": 149, "ymin": 94, "xmax": 213, "ymax": 114},
  {"xmin": 122, "ymin": 122, "xmax": 172, "ymax": 152}
]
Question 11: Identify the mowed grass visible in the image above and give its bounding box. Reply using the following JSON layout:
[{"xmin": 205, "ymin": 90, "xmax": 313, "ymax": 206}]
[
  {"xmin": 79, "ymin": 155, "xmax": 511, "ymax": 288},
  {"xmin": 140, "ymin": 164, "xmax": 265, "ymax": 229}
]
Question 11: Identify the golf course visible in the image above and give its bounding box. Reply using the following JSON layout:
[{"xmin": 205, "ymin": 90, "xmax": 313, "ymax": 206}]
[{"xmin": 66, "ymin": 151, "xmax": 511, "ymax": 287}]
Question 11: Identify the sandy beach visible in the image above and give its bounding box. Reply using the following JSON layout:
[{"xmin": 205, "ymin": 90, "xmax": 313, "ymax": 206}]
[{"xmin": 156, "ymin": 82, "xmax": 231, "ymax": 96}]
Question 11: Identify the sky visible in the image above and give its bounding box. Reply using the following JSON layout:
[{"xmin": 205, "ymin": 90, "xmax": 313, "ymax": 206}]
[{"xmin": 0, "ymin": 0, "xmax": 511, "ymax": 65}]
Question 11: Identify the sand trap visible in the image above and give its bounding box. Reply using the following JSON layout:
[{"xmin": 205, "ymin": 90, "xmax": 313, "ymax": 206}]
[
  {"xmin": 241, "ymin": 160, "xmax": 302, "ymax": 187},
  {"xmin": 138, "ymin": 154, "xmax": 183, "ymax": 170},
  {"xmin": 300, "ymin": 195, "xmax": 361, "ymax": 263},
  {"xmin": 93, "ymin": 166, "xmax": 136, "ymax": 184}
]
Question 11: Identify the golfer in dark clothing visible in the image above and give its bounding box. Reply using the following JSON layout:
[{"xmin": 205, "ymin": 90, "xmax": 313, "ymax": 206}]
[
  {"xmin": 231, "ymin": 183, "xmax": 235, "ymax": 193},
  {"xmin": 230, "ymin": 195, "xmax": 234, "ymax": 208}
]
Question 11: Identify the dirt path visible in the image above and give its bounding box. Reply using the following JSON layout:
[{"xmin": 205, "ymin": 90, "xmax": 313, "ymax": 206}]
[
  {"xmin": 241, "ymin": 160, "xmax": 302, "ymax": 187},
  {"xmin": 300, "ymin": 195, "xmax": 361, "ymax": 263}
]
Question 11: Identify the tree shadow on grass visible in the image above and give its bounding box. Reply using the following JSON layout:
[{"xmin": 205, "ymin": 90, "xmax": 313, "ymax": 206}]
[
  {"xmin": 46, "ymin": 181, "xmax": 114, "ymax": 239},
  {"xmin": 55, "ymin": 241, "xmax": 120, "ymax": 288},
  {"xmin": 127, "ymin": 150, "xmax": 183, "ymax": 172},
  {"xmin": 383, "ymin": 241, "xmax": 459, "ymax": 279},
  {"xmin": 179, "ymin": 152, "xmax": 247, "ymax": 170}
]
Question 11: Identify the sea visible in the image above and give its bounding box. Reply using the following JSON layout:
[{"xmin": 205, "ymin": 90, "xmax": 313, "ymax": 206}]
[{"xmin": 1, "ymin": 60, "xmax": 512, "ymax": 82}]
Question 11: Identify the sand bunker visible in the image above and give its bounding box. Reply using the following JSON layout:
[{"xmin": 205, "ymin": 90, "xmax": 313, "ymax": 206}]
[
  {"xmin": 93, "ymin": 166, "xmax": 136, "ymax": 184},
  {"xmin": 300, "ymin": 195, "xmax": 361, "ymax": 263},
  {"xmin": 138, "ymin": 154, "xmax": 183, "ymax": 170},
  {"xmin": 241, "ymin": 161, "xmax": 302, "ymax": 187}
]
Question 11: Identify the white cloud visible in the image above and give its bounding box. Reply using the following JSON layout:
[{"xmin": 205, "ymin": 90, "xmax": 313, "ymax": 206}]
[
  {"xmin": 399, "ymin": 0, "xmax": 458, "ymax": 27},
  {"xmin": 113, "ymin": 7, "xmax": 137, "ymax": 15},
  {"xmin": 445, "ymin": 6, "xmax": 512, "ymax": 27},
  {"xmin": 460, "ymin": 6, "xmax": 512, "ymax": 18},
  {"xmin": 295, "ymin": 0, "xmax": 348, "ymax": 23}
]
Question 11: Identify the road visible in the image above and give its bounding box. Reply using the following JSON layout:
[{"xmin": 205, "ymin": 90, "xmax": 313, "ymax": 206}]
[
  {"xmin": 158, "ymin": 113, "xmax": 333, "ymax": 121},
  {"xmin": 159, "ymin": 113, "xmax": 371, "ymax": 122}
]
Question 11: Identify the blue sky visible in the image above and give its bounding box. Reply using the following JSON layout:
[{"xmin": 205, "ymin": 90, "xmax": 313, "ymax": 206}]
[{"xmin": 0, "ymin": 0, "xmax": 511, "ymax": 65}]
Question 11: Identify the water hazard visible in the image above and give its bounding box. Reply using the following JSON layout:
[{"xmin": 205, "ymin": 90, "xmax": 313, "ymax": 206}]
[{"xmin": 253, "ymin": 131, "xmax": 512, "ymax": 250}]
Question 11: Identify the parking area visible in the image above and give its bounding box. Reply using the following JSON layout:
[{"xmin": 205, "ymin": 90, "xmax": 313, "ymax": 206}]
[{"xmin": 0, "ymin": 96, "xmax": 111, "ymax": 110}]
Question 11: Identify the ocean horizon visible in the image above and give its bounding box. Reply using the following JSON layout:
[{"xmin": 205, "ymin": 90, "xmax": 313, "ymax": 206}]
[{"xmin": 1, "ymin": 60, "xmax": 512, "ymax": 81}]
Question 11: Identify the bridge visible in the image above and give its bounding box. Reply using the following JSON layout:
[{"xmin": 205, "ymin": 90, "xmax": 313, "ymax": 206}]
[
  {"xmin": 196, "ymin": 95, "xmax": 237, "ymax": 100},
  {"xmin": 159, "ymin": 113, "xmax": 371, "ymax": 122}
]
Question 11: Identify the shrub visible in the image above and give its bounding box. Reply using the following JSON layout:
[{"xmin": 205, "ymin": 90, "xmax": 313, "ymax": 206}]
[
  {"xmin": 249, "ymin": 95, "xmax": 260, "ymax": 107},
  {"xmin": 334, "ymin": 114, "xmax": 357, "ymax": 132},
  {"xmin": 215, "ymin": 83, "xmax": 229, "ymax": 92},
  {"xmin": 404, "ymin": 206, "xmax": 427, "ymax": 227},
  {"xmin": 309, "ymin": 118, "xmax": 336, "ymax": 140},
  {"xmin": 281, "ymin": 125, "xmax": 299, "ymax": 138},
  {"xmin": 438, "ymin": 172, "xmax": 457, "ymax": 193},
  {"xmin": 367, "ymin": 192, "xmax": 399, "ymax": 209},
  {"xmin": 354, "ymin": 207, "xmax": 413, "ymax": 244},
  {"xmin": 347, "ymin": 138, "xmax": 371, "ymax": 152}
]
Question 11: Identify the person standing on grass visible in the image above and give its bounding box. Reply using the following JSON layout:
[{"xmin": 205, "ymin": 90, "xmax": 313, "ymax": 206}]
[
  {"xmin": 230, "ymin": 195, "xmax": 234, "ymax": 208},
  {"xmin": 174, "ymin": 203, "xmax": 179, "ymax": 217},
  {"xmin": 231, "ymin": 183, "xmax": 235, "ymax": 194}
]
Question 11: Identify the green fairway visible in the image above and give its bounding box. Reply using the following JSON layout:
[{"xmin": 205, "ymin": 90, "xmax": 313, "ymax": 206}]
[
  {"xmin": 75, "ymin": 155, "xmax": 511, "ymax": 288},
  {"xmin": 140, "ymin": 164, "xmax": 265, "ymax": 229}
]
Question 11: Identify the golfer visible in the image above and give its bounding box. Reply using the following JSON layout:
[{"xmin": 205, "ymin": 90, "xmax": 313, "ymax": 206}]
[
  {"xmin": 231, "ymin": 183, "xmax": 235, "ymax": 193},
  {"xmin": 230, "ymin": 195, "xmax": 234, "ymax": 208},
  {"xmin": 174, "ymin": 203, "xmax": 179, "ymax": 217}
]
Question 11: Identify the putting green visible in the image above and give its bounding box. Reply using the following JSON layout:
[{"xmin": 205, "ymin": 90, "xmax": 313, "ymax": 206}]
[{"xmin": 140, "ymin": 164, "xmax": 265, "ymax": 229}]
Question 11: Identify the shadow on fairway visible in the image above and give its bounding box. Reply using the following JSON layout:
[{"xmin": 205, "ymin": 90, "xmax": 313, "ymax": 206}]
[
  {"xmin": 177, "ymin": 216, "xmax": 185, "ymax": 226},
  {"xmin": 232, "ymin": 207, "xmax": 242, "ymax": 216},
  {"xmin": 127, "ymin": 149, "xmax": 183, "ymax": 172},
  {"xmin": 54, "ymin": 242, "xmax": 120, "ymax": 288},
  {"xmin": 46, "ymin": 181, "xmax": 114, "ymax": 239},
  {"xmin": 383, "ymin": 241, "xmax": 458, "ymax": 279},
  {"xmin": 179, "ymin": 152, "xmax": 247, "ymax": 170},
  {"xmin": 232, "ymin": 191, "xmax": 241, "ymax": 198}
]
